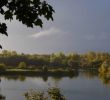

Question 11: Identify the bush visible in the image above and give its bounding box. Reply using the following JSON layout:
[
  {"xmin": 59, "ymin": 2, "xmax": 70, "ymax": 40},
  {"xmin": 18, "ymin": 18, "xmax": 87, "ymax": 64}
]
[
  {"xmin": 18, "ymin": 62, "xmax": 27, "ymax": 69},
  {"xmin": 99, "ymin": 60, "xmax": 110, "ymax": 74},
  {"xmin": 48, "ymin": 87, "xmax": 66, "ymax": 100},
  {"xmin": 24, "ymin": 87, "xmax": 66, "ymax": 100},
  {"xmin": 0, "ymin": 63, "xmax": 6, "ymax": 71}
]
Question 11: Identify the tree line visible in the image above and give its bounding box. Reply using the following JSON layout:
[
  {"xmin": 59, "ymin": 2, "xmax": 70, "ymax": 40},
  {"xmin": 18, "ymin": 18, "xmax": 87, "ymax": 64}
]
[{"xmin": 0, "ymin": 50, "xmax": 110, "ymax": 72}]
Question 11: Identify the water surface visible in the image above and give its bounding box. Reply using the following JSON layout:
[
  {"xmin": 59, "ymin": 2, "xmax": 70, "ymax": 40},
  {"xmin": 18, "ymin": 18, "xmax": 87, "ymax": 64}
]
[{"xmin": 0, "ymin": 71, "xmax": 110, "ymax": 100}]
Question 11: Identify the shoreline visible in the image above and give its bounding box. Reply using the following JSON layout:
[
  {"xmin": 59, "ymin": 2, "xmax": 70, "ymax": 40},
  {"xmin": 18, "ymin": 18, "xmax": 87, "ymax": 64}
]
[{"xmin": 0, "ymin": 69, "xmax": 78, "ymax": 77}]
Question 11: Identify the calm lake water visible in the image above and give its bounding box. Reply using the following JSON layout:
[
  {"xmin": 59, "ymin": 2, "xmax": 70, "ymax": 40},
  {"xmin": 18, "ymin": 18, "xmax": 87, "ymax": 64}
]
[{"xmin": 0, "ymin": 71, "xmax": 110, "ymax": 100}]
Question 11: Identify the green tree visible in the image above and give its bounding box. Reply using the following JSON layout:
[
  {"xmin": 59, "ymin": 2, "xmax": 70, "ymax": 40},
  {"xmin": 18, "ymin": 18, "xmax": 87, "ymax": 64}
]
[
  {"xmin": 50, "ymin": 52, "xmax": 66, "ymax": 67},
  {"xmin": 86, "ymin": 51, "xmax": 96, "ymax": 62},
  {"xmin": 18, "ymin": 62, "xmax": 27, "ymax": 69},
  {"xmin": 99, "ymin": 60, "xmax": 110, "ymax": 74},
  {"xmin": 0, "ymin": 0, "xmax": 54, "ymax": 48},
  {"xmin": 67, "ymin": 53, "xmax": 80, "ymax": 69},
  {"xmin": 11, "ymin": 51, "xmax": 17, "ymax": 56},
  {"xmin": 2, "ymin": 50, "xmax": 11, "ymax": 57},
  {"xmin": 67, "ymin": 53, "xmax": 80, "ymax": 61}
]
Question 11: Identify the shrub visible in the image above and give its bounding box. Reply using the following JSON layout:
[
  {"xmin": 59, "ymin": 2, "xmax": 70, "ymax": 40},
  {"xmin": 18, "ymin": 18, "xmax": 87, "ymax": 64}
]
[
  {"xmin": 99, "ymin": 60, "xmax": 110, "ymax": 74},
  {"xmin": 24, "ymin": 90, "xmax": 47, "ymax": 100},
  {"xmin": 18, "ymin": 62, "xmax": 27, "ymax": 69},
  {"xmin": 0, "ymin": 63, "xmax": 6, "ymax": 71},
  {"xmin": 24, "ymin": 87, "xmax": 66, "ymax": 100},
  {"xmin": 48, "ymin": 87, "xmax": 66, "ymax": 100}
]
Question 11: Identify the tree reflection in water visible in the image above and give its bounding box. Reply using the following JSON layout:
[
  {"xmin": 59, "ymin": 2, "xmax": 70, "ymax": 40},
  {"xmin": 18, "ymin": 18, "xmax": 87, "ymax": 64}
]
[
  {"xmin": 3, "ymin": 75, "xmax": 26, "ymax": 81},
  {"xmin": 81, "ymin": 70, "xmax": 98, "ymax": 79},
  {"xmin": 99, "ymin": 73, "xmax": 110, "ymax": 85}
]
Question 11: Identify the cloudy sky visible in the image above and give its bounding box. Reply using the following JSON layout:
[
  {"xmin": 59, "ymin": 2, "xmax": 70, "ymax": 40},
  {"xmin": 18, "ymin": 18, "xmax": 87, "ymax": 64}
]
[{"xmin": 0, "ymin": 0, "xmax": 110, "ymax": 54}]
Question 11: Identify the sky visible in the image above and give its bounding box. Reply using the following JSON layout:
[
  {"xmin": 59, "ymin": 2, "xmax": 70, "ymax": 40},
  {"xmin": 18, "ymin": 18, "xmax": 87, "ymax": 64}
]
[{"xmin": 0, "ymin": 0, "xmax": 110, "ymax": 54}]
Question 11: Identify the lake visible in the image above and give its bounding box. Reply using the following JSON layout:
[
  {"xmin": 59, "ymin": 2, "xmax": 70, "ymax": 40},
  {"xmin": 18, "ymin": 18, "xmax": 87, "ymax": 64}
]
[{"xmin": 0, "ymin": 71, "xmax": 110, "ymax": 100}]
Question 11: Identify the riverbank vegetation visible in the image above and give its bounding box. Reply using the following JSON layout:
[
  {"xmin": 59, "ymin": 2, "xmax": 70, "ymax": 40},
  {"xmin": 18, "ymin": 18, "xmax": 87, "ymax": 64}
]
[{"xmin": 0, "ymin": 50, "xmax": 110, "ymax": 75}]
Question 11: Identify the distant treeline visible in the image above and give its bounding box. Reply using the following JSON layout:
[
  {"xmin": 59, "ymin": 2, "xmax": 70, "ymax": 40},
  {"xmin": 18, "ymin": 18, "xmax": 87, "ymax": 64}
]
[{"xmin": 0, "ymin": 50, "xmax": 110, "ymax": 72}]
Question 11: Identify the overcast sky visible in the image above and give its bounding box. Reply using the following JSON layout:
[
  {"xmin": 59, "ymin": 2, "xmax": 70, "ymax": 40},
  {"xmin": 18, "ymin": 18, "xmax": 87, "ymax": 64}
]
[{"xmin": 0, "ymin": 0, "xmax": 110, "ymax": 54}]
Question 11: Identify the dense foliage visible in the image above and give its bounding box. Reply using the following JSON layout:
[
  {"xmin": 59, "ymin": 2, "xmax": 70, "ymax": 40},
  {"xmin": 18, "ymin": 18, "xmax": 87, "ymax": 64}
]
[
  {"xmin": 0, "ymin": 0, "xmax": 54, "ymax": 48},
  {"xmin": 24, "ymin": 87, "xmax": 66, "ymax": 100},
  {"xmin": 0, "ymin": 50, "xmax": 110, "ymax": 73},
  {"xmin": 18, "ymin": 61, "xmax": 27, "ymax": 69}
]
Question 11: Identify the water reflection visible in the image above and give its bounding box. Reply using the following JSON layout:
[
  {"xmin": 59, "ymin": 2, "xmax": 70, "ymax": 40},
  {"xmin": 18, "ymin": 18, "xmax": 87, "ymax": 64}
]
[
  {"xmin": 0, "ymin": 70, "xmax": 79, "ymax": 82},
  {"xmin": 42, "ymin": 75, "xmax": 48, "ymax": 82},
  {"xmin": 0, "ymin": 71, "xmax": 110, "ymax": 100},
  {"xmin": 0, "ymin": 70, "xmax": 110, "ymax": 86},
  {"xmin": 68, "ymin": 69, "xmax": 79, "ymax": 79},
  {"xmin": 80, "ymin": 71, "xmax": 110, "ymax": 86},
  {"xmin": 80, "ymin": 70, "xmax": 98, "ymax": 79},
  {"xmin": 3, "ymin": 75, "xmax": 26, "ymax": 81},
  {"xmin": 99, "ymin": 73, "xmax": 110, "ymax": 85}
]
